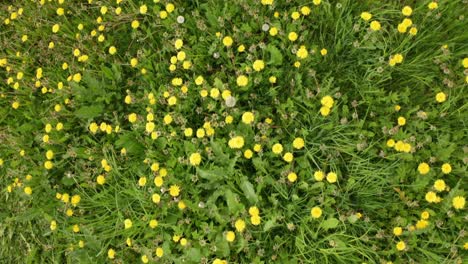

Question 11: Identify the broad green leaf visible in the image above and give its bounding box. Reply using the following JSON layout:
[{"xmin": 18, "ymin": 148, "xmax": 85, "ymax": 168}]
[
  {"xmin": 267, "ymin": 45, "xmax": 283, "ymax": 65},
  {"xmin": 225, "ymin": 189, "xmax": 241, "ymax": 214},
  {"xmin": 321, "ymin": 217, "xmax": 340, "ymax": 230},
  {"xmin": 197, "ymin": 167, "xmax": 224, "ymax": 181},
  {"xmin": 74, "ymin": 105, "xmax": 103, "ymax": 119},
  {"xmin": 263, "ymin": 217, "xmax": 277, "ymax": 232},
  {"xmin": 187, "ymin": 248, "xmax": 202, "ymax": 262},
  {"xmin": 115, "ymin": 133, "xmax": 145, "ymax": 156},
  {"xmin": 240, "ymin": 179, "xmax": 258, "ymax": 203}
]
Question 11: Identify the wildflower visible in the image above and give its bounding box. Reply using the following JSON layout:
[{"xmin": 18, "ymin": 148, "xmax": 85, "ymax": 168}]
[
  {"xmin": 320, "ymin": 48, "xmax": 328, "ymax": 56},
  {"xmin": 71, "ymin": 195, "xmax": 81, "ymax": 206},
  {"xmin": 452, "ymin": 196, "xmax": 465, "ymax": 209},
  {"xmin": 396, "ymin": 241, "xmax": 406, "ymax": 251},
  {"xmin": 189, "ymin": 153, "xmax": 202, "ymax": 166},
  {"xmin": 52, "ymin": 24, "xmax": 60, "ymax": 33},
  {"xmin": 287, "ymin": 172, "xmax": 297, "ymax": 182},
  {"xmin": 435, "ymin": 92, "xmax": 446, "ymax": 103},
  {"xmin": 242, "ymin": 111, "xmax": 255, "ymax": 124},
  {"xmin": 108, "ymin": 249, "xmax": 115, "ymax": 259},
  {"xmin": 169, "ymin": 185, "xmax": 180, "ymax": 197},
  {"xmin": 149, "ymin": 219, "xmax": 158, "ymax": 228},
  {"xmin": 394, "ymin": 54, "xmax": 404, "ymax": 63},
  {"xmin": 409, "ymin": 27, "xmax": 418, "ymax": 35},
  {"xmin": 310, "ymin": 206, "xmax": 322, "ymax": 218},
  {"xmin": 46, "ymin": 150, "xmax": 54, "ymax": 160},
  {"xmin": 228, "ymin": 136, "xmax": 245, "ymax": 149},
  {"xmin": 272, "ymin": 143, "xmax": 283, "ymax": 154},
  {"xmin": 370, "ymin": 21, "xmax": 381, "ymax": 31},
  {"xmin": 236, "ymin": 75, "xmax": 249, "ymax": 87},
  {"xmin": 314, "ymin": 170, "xmax": 325, "ymax": 181},
  {"xmin": 397, "ymin": 116, "xmax": 406, "ymax": 126},
  {"xmin": 50, "ymin": 220, "xmax": 57, "ymax": 231},
  {"xmin": 163, "ymin": 114, "xmax": 173, "ymax": 124},
  {"xmin": 225, "ymin": 231, "xmax": 235, "ymax": 242},
  {"xmin": 154, "ymin": 176, "xmax": 163, "ymax": 187},
  {"xmin": 97, "ymin": 175, "xmax": 106, "ymax": 185},
  {"xmin": 24, "ymin": 186, "xmax": 32, "ymax": 195},
  {"xmin": 223, "ymin": 36, "xmax": 233, "ymax": 47},
  {"xmin": 361, "ymin": 12, "xmax": 372, "ymax": 21},
  {"xmin": 128, "ymin": 113, "xmax": 137, "ymax": 123},
  {"xmin": 291, "ymin": 11, "xmax": 300, "ymax": 20},
  {"xmin": 150, "ymin": 247, "xmax": 162, "ymax": 258},
  {"xmin": 130, "ymin": 58, "xmax": 138, "ymax": 67},
  {"xmin": 416, "ymin": 219, "xmax": 429, "ymax": 229},
  {"xmin": 393, "ymin": 227, "xmax": 402, "ymax": 236},
  {"xmin": 321, "ymin": 96, "xmax": 334, "ymax": 108},
  {"xmin": 235, "ymin": 219, "xmax": 246, "ymax": 232},
  {"xmin": 166, "ymin": 3, "xmax": 175, "ymax": 13},
  {"xmin": 425, "ymin": 191, "xmax": 437, "ymax": 203},
  {"xmin": 124, "ymin": 219, "xmax": 133, "ymax": 229},
  {"xmin": 140, "ymin": 5, "xmax": 147, "ymax": 14},
  {"xmin": 250, "ymin": 215, "xmax": 261, "ymax": 225},
  {"xmin": 253, "ymin": 60, "xmax": 265, "ymax": 71},
  {"xmin": 320, "ymin": 106, "xmax": 331, "ymax": 116},
  {"xmin": 244, "ymin": 149, "xmax": 253, "ymax": 159},
  {"xmin": 249, "ymin": 206, "xmax": 259, "ymax": 216},
  {"xmin": 283, "ymin": 152, "xmax": 294, "ymax": 163},
  {"xmin": 72, "ymin": 73, "xmax": 82, "ymax": 82},
  {"xmin": 152, "ymin": 194, "xmax": 161, "ymax": 204},
  {"xmin": 138, "ymin": 177, "xmax": 147, "ymax": 186},
  {"xmin": 109, "ymin": 46, "xmax": 117, "ymax": 55},
  {"xmin": 433, "ymin": 179, "xmax": 446, "ymax": 192},
  {"xmin": 441, "ymin": 163, "xmax": 452, "ymax": 174},
  {"xmin": 301, "ymin": 6, "xmax": 311, "ymax": 16},
  {"xmin": 44, "ymin": 161, "xmax": 53, "ymax": 170},
  {"xmin": 418, "ymin": 162, "xmax": 430, "ymax": 175},
  {"xmin": 144, "ymin": 122, "xmax": 155, "ymax": 133},
  {"xmin": 402, "ymin": 6, "xmax": 413, "ymax": 16},
  {"xmin": 326, "ymin": 172, "xmax": 337, "ymax": 183},
  {"xmin": 269, "ymin": 27, "xmax": 278, "ymax": 36},
  {"xmin": 428, "ymin": 2, "xmax": 438, "ymax": 9},
  {"xmin": 297, "ymin": 46, "xmax": 308, "ymax": 59},
  {"xmin": 288, "ymin": 32, "xmax": 298, "ymax": 41},
  {"xmin": 293, "ymin": 137, "xmax": 305, "ymax": 149}
]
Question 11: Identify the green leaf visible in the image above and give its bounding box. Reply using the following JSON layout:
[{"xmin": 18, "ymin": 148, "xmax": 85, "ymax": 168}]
[
  {"xmin": 347, "ymin": 214, "xmax": 358, "ymax": 224},
  {"xmin": 321, "ymin": 217, "xmax": 340, "ymax": 230},
  {"xmin": 252, "ymin": 157, "xmax": 267, "ymax": 174},
  {"xmin": 267, "ymin": 45, "xmax": 283, "ymax": 65},
  {"xmin": 112, "ymin": 64, "xmax": 122, "ymax": 82},
  {"xmin": 263, "ymin": 217, "xmax": 277, "ymax": 232},
  {"xmin": 74, "ymin": 105, "xmax": 103, "ymax": 119},
  {"xmin": 184, "ymin": 141, "xmax": 196, "ymax": 154},
  {"xmin": 101, "ymin": 65, "xmax": 113, "ymax": 80},
  {"xmin": 115, "ymin": 133, "xmax": 145, "ymax": 156},
  {"xmin": 186, "ymin": 248, "xmax": 202, "ymax": 262},
  {"xmin": 240, "ymin": 179, "xmax": 258, "ymax": 203},
  {"xmin": 225, "ymin": 189, "xmax": 241, "ymax": 214},
  {"xmin": 215, "ymin": 233, "xmax": 230, "ymax": 257},
  {"xmin": 213, "ymin": 78, "xmax": 224, "ymax": 89},
  {"xmin": 210, "ymin": 140, "xmax": 229, "ymax": 164},
  {"xmin": 197, "ymin": 167, "xmax": 224, "ymax": 181},
  {"xmin": 61, "ymin": 175, "xmax": 75, "ymax": 186}
]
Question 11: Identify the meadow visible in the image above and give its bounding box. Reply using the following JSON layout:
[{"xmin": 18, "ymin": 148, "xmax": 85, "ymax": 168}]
[{"xmin": 0, "ymin": 0, "xmax": 467, "ymax": 263}]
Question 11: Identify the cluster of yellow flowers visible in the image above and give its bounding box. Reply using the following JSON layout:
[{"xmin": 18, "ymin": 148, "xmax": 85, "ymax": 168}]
[{"xmin": 320, "ymin": 95, "xmax": 335, "ymax": 116}]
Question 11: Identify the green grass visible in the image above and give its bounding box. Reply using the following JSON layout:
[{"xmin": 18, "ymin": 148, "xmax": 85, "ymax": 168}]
[{"xmin": 0, "ymin": 0, "xmax": 467, "ymax": 263}]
